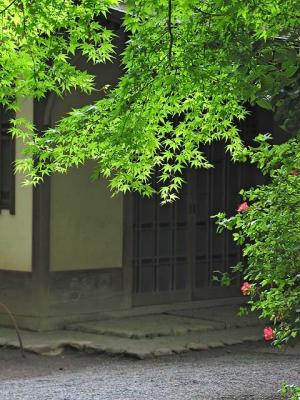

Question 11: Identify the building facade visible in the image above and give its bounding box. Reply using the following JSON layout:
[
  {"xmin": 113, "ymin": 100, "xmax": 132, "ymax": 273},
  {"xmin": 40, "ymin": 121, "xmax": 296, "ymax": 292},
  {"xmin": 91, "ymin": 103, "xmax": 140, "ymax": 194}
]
[{"xmin": 0, "ymin": 10, "xmax": 274, "ymax": 331}]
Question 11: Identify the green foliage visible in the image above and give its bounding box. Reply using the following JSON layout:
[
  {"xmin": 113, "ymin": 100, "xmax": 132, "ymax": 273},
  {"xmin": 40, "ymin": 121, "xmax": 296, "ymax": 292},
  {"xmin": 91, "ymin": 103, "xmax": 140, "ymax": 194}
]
[
  {"xmin": 281, "ymin": 383, "xmax": 300, "ymax": 400},
  {"xmin": 212, "ymin": 271, "xmax": 232, "ymax": 287},
  {"xmin": 4, "ymin": 0, "xmax": 298, "ymax": 201},
  {"xmin": 0, "ymin": 0, "xmax": 117, "ymax": 108},
  {"xmin": 214, "ymin": 136, "xmax": 300, "ymax": 345},
  {"xmin": 1, "ymin": 3, "xmax": 299, "ymax": 334}
]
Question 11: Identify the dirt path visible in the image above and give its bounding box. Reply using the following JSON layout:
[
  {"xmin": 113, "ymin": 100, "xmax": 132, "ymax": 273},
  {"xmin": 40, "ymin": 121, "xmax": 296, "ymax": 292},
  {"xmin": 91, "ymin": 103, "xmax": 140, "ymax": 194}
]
[{"xmin": 0, "ymin": 343, "xmax": 299, "ymax": 400}]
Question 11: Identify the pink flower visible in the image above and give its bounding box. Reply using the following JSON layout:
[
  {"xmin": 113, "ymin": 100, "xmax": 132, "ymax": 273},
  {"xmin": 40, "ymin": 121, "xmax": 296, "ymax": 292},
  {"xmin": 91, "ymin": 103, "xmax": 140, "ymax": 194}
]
[
  {"xmin": 237, "ymin": 202, "xmax": 249, "ymax": 213},
  {"xmin": 263, "ymin": 326, "xmax": 276, "ymax": 341},
  {"xmin": 290, "ymin": 169, "xmax": 298, "ymax": 176},
  {"xmin": 241, "ymin": 281, "xmax": 251, "ymax": 296}
]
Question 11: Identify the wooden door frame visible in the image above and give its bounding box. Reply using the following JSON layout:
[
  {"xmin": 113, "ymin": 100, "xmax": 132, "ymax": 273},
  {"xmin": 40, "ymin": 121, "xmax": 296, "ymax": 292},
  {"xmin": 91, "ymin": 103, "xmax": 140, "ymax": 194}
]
[{"xmin": 122, "ymin": 193, "xmax": 134, "ymax": 309}]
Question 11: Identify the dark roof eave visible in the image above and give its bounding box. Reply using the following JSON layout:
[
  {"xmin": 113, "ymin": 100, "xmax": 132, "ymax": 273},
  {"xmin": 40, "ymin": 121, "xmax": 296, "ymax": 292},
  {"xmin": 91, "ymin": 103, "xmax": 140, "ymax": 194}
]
[{"xmin": 108, "ymin": 4, "xmax": 126, "ymax": 24}]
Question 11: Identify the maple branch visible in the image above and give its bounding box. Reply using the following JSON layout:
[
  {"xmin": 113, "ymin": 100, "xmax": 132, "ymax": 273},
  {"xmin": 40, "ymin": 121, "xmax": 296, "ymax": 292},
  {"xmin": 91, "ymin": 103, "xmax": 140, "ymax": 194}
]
[
  {"xmin": 167, "ymin": 0, "xmax": 173, "ymax": 65},
  {"xmin": 0, "ymin": 0, "xmax": 19, "ymax": 15}
]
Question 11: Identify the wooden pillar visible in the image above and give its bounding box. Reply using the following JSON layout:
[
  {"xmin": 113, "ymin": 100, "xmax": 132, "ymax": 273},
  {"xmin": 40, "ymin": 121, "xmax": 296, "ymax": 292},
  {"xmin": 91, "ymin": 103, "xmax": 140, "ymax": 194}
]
[
  {"xmin": 122, "ymin": 193, "xmax": 134, "ymax": 309},
  {"xmin": 31, "ymin": 98, "xmax": 51, "ymax": 329}
]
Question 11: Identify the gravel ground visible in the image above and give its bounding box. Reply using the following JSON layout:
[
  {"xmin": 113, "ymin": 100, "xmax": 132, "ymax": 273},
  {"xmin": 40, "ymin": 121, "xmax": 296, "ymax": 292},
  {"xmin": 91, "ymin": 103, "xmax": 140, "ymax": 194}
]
[{"xmin": 0, "ymin": 343, "xmax": 299, "ymax": 400}]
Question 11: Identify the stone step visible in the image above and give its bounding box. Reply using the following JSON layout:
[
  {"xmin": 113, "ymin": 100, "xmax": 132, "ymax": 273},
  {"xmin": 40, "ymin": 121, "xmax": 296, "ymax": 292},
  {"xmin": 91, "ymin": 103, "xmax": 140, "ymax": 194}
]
[
  {"xmin": 0, "ymin": 325, "xmax": 264, "ymax": 359},
  {"xmin": 165, "ymin": 304, "xmax": 264, "ymax": 328},
  {"xmin": 66, "ymin": 314, "xmax": 226, "ymax": 339},
  {"xmin": 66, "ymin": 305, "xmax": 264, "ymax": 339}
]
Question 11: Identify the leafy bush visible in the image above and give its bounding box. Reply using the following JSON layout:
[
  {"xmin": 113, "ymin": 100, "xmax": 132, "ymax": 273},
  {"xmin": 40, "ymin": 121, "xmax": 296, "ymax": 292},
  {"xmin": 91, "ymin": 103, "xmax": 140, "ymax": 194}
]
[
  {"xmin": 281, "ymin": 383, "xmax": 300, "ymax": 400},
  {"xmin": 214, "ymin": 135, "xmax": 300, "ymax": 345}
]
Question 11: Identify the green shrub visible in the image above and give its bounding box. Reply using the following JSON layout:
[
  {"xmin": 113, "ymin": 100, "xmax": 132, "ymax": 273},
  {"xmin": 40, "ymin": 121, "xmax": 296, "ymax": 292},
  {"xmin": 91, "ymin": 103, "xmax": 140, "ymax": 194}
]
[
  {"xmin": 281, "ymin": 383, "xmax": 300, "ymax": 400},
  {"xmin": 214, "ymin": 135, "xmax": 300, "ymax": 345}
]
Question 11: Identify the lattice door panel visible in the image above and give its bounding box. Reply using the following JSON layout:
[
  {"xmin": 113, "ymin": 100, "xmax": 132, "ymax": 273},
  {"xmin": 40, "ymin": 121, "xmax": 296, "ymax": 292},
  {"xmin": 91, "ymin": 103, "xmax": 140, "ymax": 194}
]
[
  {"xmin": 193, "ymin": 142, "xmax": 242, "ymax": 290},
  {"xmin": 132, "ymin": 178, "xmax": 191, "ymax": 305}
]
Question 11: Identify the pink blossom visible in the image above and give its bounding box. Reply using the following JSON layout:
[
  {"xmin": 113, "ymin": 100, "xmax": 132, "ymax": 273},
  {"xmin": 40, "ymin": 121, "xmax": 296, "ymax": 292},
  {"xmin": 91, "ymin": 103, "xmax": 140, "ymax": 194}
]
[
  {"xmin": 263, "ymin": 326, "xmax": 276, "ymax": 341},
  {"xmin": 241, "ymin": 281, "xmax": 251, "ymax": 296},
  {"xmin": 237, "ymin": 202, "xmax": 249, "ymax": 213}
]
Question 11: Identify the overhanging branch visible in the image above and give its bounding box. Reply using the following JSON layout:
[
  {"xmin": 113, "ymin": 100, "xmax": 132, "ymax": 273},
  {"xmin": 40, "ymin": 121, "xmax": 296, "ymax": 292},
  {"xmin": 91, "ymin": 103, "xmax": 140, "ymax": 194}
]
[
  {"xmin": 0, "ymin": 0, "xmax": 19, "ymax": 15},
  {"xmin": 167, "ymin": 0, "xmax": 173, "ymax": 65}
]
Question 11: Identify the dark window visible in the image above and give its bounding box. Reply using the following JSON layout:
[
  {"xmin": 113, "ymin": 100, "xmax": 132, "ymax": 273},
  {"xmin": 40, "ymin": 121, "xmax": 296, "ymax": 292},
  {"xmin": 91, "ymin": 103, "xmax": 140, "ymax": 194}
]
[{"xmin": 0, "ymin": 106, "xmax": 15, "ymax": 214}]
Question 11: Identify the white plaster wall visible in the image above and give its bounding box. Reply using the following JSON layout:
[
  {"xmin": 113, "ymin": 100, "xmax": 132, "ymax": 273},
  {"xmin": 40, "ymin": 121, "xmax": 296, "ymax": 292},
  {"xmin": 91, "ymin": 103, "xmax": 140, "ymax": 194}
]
[
  {"xmin": 50, "ymin": 163, "xmax": 123, "ymax": 271},
  {"xmin": 49, "ymin": 43, "xmax": 124, "ymax": 271},
  {"xmin": 0, "ymin": 98, "xmax": 33, "ymax": 271}
]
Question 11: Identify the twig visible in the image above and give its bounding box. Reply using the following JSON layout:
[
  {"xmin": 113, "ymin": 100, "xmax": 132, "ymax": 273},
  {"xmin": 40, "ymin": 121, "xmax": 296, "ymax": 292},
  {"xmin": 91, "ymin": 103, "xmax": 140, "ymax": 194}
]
[
  {"xmin": 0, "ymin": 302, "xmax": 25, "ymax": 357},
  {"xmin": 195, "ymin": 6, "xmax": 226, "ymax": 17},
  {"xmin": 0, "ymin": 0, "xmax": 19, "ymax": 15},
  {"xmin": 167, "ymin": 0, "xmax": 173, "ymax": 65},
  {"xmin": 20, "ymin": 0, "xmax": 25, "ymax": 38}
]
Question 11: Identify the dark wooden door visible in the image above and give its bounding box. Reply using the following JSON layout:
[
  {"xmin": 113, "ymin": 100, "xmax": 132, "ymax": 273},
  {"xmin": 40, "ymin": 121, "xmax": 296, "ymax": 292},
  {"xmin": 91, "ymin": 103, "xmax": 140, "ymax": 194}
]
[
  {"xmin": 131, "ymin": 132, "xmax": 266, "ymax": 305},
  {"xmin": 132, "ymin": 175, "xmax": 193, "ymax": 306},
  {"xmin": 191, "ymin": 143, "xmax": 244, "ymax": 299}
]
